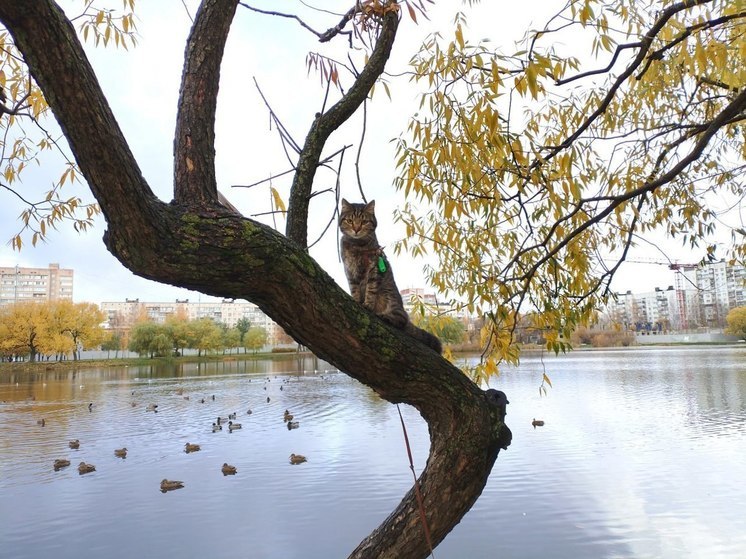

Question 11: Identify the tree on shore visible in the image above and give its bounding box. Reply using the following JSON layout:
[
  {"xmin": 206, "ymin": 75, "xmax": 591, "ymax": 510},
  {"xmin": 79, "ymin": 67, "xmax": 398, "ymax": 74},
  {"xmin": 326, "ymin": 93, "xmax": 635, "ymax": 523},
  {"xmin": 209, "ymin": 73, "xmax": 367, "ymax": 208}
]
[
  {"xmin": 0, "ymin": 1, "xmax": 742, "ymax": 557},
  {"xmin": 243, "ymin": 326, "xmax": 268, "ymax": 354},
  {"xmin": 725, "ymin": 307, "xmax": 746, "ymax": 340},
  {"xmin": 235, "ymin": 317, "xmax": 251, "ymax": 353},
  {"xmin": 0, "ymin": 300, "xmax": 107, "ymax": 361},
  {"xmin": 0, "ymin": 301, "xmax": 49, "ymax": 362}
]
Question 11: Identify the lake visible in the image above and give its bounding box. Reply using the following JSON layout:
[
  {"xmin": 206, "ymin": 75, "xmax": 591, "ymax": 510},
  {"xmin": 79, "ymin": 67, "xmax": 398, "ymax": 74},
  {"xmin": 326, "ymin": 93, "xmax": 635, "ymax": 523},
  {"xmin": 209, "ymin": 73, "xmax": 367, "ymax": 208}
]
[{"xmin": 1, "ymin": 346, "xmax": 745, "ymax": 559}]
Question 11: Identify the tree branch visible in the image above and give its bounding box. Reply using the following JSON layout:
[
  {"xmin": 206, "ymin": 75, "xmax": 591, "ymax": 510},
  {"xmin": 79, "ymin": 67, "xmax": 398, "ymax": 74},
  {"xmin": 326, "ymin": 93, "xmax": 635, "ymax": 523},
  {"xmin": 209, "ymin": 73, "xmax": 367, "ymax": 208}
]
[
  {"xmin": 510, "ymin": 87, "xmax": 746, "ymax": 287},
  {"xmin": 174, "ymin": 0, "xmax": 239, "ymax": 206},
  {"xmin": 285, "ymin": 8, "xmax": 399, "ymax": 247}
]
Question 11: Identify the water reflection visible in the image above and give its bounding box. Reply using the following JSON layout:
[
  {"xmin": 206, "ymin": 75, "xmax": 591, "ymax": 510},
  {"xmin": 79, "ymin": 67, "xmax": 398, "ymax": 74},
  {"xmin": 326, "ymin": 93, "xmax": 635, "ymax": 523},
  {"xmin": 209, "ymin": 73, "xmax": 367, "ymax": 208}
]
[{"xmin": 1, "ymin": 347, "xmax": 745, "ymax": 558}]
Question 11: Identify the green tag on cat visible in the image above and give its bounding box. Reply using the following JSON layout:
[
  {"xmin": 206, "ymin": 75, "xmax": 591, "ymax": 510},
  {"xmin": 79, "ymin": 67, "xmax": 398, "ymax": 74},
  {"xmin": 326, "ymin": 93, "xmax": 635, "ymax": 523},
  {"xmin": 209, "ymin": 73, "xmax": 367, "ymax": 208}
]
[{"xmin": 377, "ymin": 255, "xmax": 387, "ymax": 273}]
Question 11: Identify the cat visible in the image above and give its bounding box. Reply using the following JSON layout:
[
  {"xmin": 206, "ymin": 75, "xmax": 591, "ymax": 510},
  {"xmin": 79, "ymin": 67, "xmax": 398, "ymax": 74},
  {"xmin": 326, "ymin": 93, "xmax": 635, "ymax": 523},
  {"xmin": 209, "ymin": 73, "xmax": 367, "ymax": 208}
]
[{"xmin": 339, "ymin": 198, "xmax": 442, "ymax": 354}]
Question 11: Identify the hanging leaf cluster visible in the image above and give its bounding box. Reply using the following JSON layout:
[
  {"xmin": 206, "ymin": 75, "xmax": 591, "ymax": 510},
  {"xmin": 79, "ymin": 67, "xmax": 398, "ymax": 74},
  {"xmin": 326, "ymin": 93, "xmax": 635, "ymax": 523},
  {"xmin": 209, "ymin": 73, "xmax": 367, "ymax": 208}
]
[
  {"xmin": 394, "ymin": 0, "xmax": 745, "ymax": 383},
  {"xmin": 0, "ymin": 1, "xmax": 138, "ymax": 249}
]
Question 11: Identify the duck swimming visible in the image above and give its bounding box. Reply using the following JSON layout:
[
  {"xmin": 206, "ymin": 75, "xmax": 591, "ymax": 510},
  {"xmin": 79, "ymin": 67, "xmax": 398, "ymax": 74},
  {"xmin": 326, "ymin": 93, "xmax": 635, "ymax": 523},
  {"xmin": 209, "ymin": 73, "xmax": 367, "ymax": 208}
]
[
  {"xmin": 53, "ymin": 459, "xmax": 70, "ymax": 471},
  {"xmin": 78, "ymin": 462, "xmax": 96, "ymax": 474},
  {"xmin": 185, "ymin": 442, "xmax": 201, "ymax": 453},
  {"xmin": 221, "ymin": 463, "xmax": 237, "ymax": 475},
  {"xmin": 532, "ymin": 418, "xmax": 545, "ymax": 427},
  {"xmin": 160, "ymin": 479, "xmax": 184, "ymax": 492},
  {"xmin": 68, "ymin": 439, "xmax": 80, "ymax": 449},
  {"xmin": 287, "ymin": 421, "xmax": 300, "ymax": 430},
  {"xmin": 289, "ymin": 453, "xmax": 307, "ymax": 465},
  {"xmin": 114, "ymin": 448, "xmax": 127, "ymax": 458},
  {"xmin": 228, "ymin": 421, "xmax": 242, "ymax": 432},
  {"xmin": 212, "ymin": 422, "xmax": 222, "ymax": 432}
]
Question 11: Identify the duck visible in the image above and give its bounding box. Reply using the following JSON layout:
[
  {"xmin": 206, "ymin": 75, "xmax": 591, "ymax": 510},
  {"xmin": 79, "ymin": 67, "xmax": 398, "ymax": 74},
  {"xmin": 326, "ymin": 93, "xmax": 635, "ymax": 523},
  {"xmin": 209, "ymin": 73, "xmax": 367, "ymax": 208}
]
[
  {"xmin": 216, "ymin": 416, "xmax": 229, "ymax": 425},
  {"xmin": 283, "ymin": 410, "xmax": 293, "ymax": 422},
  {"xmin": 53, "ymin": 459, "xmax": 70, "ymax": 471},
  {"xmin": 227, "ymin": 421, "xmax": 242, "ymax": 432},
  {"xmin": 289, "ymin": 453, "xmax": 307, "ymax": 465},
  {"xmin": 212, "ymin": 422, "xmax": 222, "ymax": 432},
  {"xmin": 246, "ymin": 409, "xmax": 253, "ymax": 415},
  {"xmin": 160, "ymin": 479, "xmax": 184, "ymax": 492},
  {"xmin": 287, "ymin": 421, "xmax": 300, "ymax": 430},
  {"xmin": 221, "ymin": 463, "xmax": 237, "ymax": 475},
  {"xmin": 228, "ymin": 412, "xmax": 237, "ymax": 420},
  {"xmin": 266, "ymin": 396, "xmax": 271, "ymax": 403},
  {"xmin": 146, "ymin": 403, "xmax": 158, "ymax": 412},
  {"xmin": 68, "ymin": 439, "xmax": 80, "ymax": 449},
  {"xmin": 114, "ymin": 447, "xmax": 128, "ymax": 458},
  {"xmin": 78, "ymin": 461, "xmax": 96, "ymax": 474},
  {"xmin": 37, "ymin": 418, "xmax": 46, "ymax": 426},
  {"xmin": 185, "ymin": 442, "xmax": 201, "ymax": 453},
  {"xmin": 532, "ymin": 418, "xmax": 545, "ymax": 427}
]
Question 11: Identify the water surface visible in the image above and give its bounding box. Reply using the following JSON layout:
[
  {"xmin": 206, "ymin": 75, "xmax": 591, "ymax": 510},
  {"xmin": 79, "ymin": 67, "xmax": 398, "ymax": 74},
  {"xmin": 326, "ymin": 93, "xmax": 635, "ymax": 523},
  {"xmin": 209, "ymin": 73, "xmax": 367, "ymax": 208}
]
[{"xmin": 1, "ymin": 347, "xmax": 744, "ymax": 558}]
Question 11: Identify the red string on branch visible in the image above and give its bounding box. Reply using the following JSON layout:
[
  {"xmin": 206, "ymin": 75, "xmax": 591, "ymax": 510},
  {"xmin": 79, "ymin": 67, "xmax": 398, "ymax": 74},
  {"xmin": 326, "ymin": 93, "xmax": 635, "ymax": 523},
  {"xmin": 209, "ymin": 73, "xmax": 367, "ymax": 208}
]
[{"xmin": 396, "ymin": 403, "xmax": 435, "ymax": 558}]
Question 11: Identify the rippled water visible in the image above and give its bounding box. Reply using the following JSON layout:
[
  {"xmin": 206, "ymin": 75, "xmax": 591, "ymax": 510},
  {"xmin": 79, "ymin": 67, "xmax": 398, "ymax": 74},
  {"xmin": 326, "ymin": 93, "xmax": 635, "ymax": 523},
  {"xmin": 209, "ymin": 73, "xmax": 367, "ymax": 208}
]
[{"xmin": 1, "ymin": 347, "xmax": 745, "ymax": 558}]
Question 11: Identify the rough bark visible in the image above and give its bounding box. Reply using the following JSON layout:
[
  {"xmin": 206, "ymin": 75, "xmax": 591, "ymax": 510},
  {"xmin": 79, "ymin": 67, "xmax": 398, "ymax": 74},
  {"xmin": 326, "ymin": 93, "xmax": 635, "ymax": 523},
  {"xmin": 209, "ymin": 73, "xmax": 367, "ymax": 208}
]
[{"xmin": 0, "ymin": 2, "xmax": 510, "ymax": 557}]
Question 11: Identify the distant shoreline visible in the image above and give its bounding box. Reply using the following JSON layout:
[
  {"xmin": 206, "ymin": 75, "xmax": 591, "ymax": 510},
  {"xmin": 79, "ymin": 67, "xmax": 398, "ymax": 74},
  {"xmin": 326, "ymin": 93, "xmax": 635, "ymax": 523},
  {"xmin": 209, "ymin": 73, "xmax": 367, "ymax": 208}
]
[
  {"xmin": 0, "ymin": 350, "xmax": 314, "ymax": 374},
  {"xmin": 2, "ymin": 342, "xmax": 742, "ymax": 375}
]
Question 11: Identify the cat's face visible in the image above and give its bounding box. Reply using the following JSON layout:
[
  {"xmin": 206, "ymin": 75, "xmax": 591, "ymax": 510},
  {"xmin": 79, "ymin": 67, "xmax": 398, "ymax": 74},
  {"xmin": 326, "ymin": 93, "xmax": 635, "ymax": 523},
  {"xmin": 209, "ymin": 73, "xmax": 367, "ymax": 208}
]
[{"xmin": 339, "ymin": 199, "xmax": 377, "ymax": 240}]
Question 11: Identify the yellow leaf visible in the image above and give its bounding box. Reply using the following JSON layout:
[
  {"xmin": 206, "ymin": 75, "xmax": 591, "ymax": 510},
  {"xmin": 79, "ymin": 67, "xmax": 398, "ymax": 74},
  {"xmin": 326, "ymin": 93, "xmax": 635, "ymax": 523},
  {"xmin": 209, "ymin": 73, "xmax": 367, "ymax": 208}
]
[
  {"xmin": 455, "ymin": 24, "xmax": 464, "ymax": 50},
  {"xmin": 270, "ymin": 187, "xmax": 286, "ymax": 213}
]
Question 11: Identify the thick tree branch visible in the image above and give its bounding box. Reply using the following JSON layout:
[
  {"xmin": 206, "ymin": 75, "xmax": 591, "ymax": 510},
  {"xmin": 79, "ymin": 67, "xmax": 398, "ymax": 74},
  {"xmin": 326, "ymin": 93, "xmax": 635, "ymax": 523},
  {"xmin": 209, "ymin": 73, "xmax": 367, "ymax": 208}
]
[
  {"xmin": 285, "ymin": 9, "xmax": 399, "ymax": 247},
  {"xmin": 0, "ymin": 3, "xmax": 507, "ymax": 558},
  {"xmin": 174, "ymin": 0, "xmax": 239, "ymax": 206}
]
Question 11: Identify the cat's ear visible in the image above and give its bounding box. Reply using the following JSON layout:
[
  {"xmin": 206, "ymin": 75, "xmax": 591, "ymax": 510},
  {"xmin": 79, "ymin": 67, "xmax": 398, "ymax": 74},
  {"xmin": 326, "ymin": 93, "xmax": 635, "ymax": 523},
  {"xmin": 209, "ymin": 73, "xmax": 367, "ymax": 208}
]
[
  {"xmin": 341, "ymin": 198, "xmax": 351, "ymax": 210},
  {"xmin": 364, "ymin": 200, "xmax": 375, "ymax": 213}
]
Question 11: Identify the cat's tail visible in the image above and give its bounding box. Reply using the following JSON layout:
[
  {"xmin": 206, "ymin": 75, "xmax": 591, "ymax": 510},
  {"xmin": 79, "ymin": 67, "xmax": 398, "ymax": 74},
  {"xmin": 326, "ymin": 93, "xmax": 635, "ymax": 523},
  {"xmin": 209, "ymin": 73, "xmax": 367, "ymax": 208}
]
[{"xmin": 404, "ymin": 322, "xmax": 443, "ymax": 354}]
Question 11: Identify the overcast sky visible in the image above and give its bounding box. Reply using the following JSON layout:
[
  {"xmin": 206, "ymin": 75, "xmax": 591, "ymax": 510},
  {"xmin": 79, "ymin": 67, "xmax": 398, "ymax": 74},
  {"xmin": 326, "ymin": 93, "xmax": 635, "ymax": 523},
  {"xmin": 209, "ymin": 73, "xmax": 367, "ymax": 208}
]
[{"xmin": 0, "ymin": 0, "xmax": 714, "ymax": 304}]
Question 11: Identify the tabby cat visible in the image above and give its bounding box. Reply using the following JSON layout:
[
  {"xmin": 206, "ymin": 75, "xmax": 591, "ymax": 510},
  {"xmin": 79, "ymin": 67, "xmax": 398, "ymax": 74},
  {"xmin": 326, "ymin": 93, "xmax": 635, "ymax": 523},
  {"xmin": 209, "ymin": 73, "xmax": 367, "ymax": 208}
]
[{"xmin": 339, "ymin": 198, "xmax": 442, "ymax": 353}]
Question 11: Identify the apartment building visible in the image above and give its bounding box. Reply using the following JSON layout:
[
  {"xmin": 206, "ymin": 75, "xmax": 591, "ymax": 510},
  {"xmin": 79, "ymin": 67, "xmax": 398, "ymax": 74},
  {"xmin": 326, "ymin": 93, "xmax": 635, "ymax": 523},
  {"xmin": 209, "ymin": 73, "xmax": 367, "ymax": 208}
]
[
  {"xmin": 605, "ymin": 260, "xmax": 745, "ymax": 330},
  {"xmin": 0, "ymin": 263, "xmax": 73, "ymax": 307}
]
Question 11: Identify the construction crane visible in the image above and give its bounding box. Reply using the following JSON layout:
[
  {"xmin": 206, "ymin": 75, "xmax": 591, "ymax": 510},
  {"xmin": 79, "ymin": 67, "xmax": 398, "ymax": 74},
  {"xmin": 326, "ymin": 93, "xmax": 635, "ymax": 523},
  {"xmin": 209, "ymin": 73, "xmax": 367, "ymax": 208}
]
[{"xmin": 626, "ymin": 258, "xmax": 699, "ymax": 329}]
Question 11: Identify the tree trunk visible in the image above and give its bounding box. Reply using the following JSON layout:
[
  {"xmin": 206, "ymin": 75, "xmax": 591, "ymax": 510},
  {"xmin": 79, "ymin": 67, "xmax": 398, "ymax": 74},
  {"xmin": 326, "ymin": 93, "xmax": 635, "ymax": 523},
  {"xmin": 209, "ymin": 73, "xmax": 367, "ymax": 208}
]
[{"xmin": 0, "ymin": 2, "xmax": 511, "ymax": 557}]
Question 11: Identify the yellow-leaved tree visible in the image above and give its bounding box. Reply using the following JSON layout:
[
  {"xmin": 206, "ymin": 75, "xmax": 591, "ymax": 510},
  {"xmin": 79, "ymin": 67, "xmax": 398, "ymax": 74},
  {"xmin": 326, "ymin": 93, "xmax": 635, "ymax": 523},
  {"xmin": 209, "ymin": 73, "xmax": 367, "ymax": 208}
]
[
  {"xmin": 395, "ymin": 0, "xmax": 746, "ymax": 383},
  {"xmin": 0, "ymin": 300, "xmax": 105, "ymax": 360}
]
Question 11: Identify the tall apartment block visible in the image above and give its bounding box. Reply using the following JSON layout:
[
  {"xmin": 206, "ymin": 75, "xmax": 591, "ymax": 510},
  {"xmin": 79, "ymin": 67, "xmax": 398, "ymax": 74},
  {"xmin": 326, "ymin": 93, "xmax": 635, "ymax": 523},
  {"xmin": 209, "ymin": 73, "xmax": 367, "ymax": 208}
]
[
  {"xmin": 604, "ymin": 259, "xmax": 745, "ymax": 330},
  {"xmin": 0, "ymin": 263, "xmax": 73, "ymax": 307}
]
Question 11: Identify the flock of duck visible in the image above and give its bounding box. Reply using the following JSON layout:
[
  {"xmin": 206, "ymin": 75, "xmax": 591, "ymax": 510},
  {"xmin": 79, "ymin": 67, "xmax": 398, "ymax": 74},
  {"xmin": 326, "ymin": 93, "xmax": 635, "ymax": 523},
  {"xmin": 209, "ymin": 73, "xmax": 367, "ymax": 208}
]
[{"xmin": 45, "ymin": 376, "xmax": 309, "ymax": 492}]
